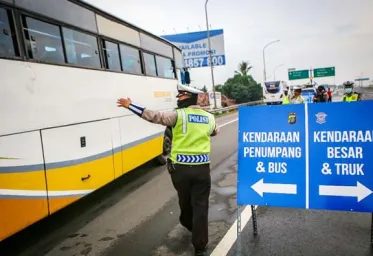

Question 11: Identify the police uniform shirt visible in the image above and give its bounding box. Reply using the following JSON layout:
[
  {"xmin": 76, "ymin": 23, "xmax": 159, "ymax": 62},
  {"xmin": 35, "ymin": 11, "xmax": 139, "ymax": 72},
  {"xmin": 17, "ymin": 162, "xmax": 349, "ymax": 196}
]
[{"xmin": 291, "ymin": 95, "xmax": 305, "ymax": 104}]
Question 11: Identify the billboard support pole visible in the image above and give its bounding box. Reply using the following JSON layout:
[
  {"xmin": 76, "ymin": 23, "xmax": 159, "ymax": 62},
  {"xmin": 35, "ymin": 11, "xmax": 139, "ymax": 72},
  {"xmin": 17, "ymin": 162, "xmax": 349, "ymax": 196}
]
[{"xmin": 205, "ymin": 0, "xmax": 217, "ymax": 109}]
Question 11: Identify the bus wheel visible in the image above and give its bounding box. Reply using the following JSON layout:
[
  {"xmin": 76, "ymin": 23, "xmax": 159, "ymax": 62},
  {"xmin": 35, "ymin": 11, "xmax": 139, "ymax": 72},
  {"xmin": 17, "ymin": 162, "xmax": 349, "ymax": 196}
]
[{"xmin": 155, "ymin": 128, "xmax": 172, "ymax": 165}]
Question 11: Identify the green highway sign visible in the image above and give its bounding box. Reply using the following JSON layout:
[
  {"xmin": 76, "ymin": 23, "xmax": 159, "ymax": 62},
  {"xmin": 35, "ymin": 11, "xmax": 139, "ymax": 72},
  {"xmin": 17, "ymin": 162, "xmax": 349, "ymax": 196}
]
[
  {"xmin": 288, "ymin": 69, "xmax": 309, "ymax": 80},
  {"xmin": 313, "ymin": 67, "xmax": 335, "ymax": 78}
]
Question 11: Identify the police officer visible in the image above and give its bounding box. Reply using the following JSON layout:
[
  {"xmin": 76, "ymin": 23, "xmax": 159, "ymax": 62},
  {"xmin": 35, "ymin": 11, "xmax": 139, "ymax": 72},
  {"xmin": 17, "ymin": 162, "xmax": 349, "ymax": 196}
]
[
  {"xmin": 290, "ymin": 86, "xmax": 305, "ymax": 104},
  {"xmin": 282, "ymin": 88, "xmax": 290, "ymax": 104},
  {"xmin": 117, "ymin": 83, "xmax": 219, "ymax": 256},
  {"xmin": 342, "ymin": 81, "xmax": 361, "ymax": 102}
]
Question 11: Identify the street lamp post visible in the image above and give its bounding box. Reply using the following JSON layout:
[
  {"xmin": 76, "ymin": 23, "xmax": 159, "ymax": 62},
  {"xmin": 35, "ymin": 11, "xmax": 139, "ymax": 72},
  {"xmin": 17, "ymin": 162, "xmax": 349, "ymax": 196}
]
[
  {"xmin": 273, "ymin": 64, "xmax": 284, "ymax": 80},
  {"xmin": 262, "ymin": 39, "xmax": 280, "ymax": 83},
  {"xmin": 205, "ymin": 0, "xmax": 217, "ymax": 109}
]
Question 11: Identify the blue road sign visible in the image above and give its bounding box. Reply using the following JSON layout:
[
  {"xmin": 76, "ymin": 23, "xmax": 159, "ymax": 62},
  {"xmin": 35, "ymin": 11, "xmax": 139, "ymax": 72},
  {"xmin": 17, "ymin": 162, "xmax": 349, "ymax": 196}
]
[
  {"xmin": 237, "ymin": 100, "xmax": 373, "ymax": 213},
  {"xmin": 308, "ymin": 101, "xmax": 373, "ymax": 212},
  {"xmin": 237, "ymin": 104, "xmax": 307, "ymax": 208},
  {"xmin": 355, "ymin": 78, "xmax": 370, "ymax": 81}
]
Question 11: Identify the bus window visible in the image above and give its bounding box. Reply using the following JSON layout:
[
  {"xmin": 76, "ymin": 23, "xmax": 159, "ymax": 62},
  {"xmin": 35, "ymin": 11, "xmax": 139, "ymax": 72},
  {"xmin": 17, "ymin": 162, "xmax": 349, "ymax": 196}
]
[
  {"xmin": 22, "ymin": 16, "xmax": 65, "ymax": 63},
  {"xmin": 102, "ymin": 40, "xmax": 121, "ymax": 71},
  {"xmin": 0, "ymin": 8, "xmax": 18, "ymax": 57},
  {"xmin": 62, "ymin": 27, "xmax": 100, "ymax": 68},
  {"xmin": 156, "ymin": 55, "xmax": 175, "ymax": 79},
  {"xmin": 265, "ymin": 81, "xmax": 280, "ymax": 93},
  {"xmin": 119, "ymin": 44, "xmax": 142, "ymax": 75},
  {"xmin": 143, "ymin": 52, "xmax": 157, "ymax": 76}
]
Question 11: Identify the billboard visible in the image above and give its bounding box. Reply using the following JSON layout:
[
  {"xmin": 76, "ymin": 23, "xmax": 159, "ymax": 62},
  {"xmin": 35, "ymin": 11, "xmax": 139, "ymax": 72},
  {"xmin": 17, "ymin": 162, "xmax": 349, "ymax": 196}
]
[{"xmin": 161, "ymin": 29, "xmax": 226, "ymax": 69}]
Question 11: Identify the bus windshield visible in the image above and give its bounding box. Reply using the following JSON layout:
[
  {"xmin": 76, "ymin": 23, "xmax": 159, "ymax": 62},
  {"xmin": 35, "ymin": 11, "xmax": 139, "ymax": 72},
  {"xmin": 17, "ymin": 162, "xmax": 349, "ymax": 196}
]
[{"xmin": 264, "ymin": 81, "xmax": 281, "ymax": 94}]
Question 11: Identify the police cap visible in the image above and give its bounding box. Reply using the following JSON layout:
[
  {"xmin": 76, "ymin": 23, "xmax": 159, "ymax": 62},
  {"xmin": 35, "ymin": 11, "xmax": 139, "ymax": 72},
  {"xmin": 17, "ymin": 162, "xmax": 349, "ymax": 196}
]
[
  {"xmin": 293, "ymin": 86, "xmax": 302, "ymax": 92},
  {"xmin": 343, "ymin": 81, "xmax": 354, "ymax": 87},
  {"xmin": 176, "ymin": 83, "xmax": 204, "ymax": 98}
]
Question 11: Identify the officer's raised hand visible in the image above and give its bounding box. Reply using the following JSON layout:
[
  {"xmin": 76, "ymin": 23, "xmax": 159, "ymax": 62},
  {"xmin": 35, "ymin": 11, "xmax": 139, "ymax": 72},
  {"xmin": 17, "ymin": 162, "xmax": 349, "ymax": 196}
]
[{"xmin": 117, "ymin": 97, "xmax": 132, "ymax": 108}]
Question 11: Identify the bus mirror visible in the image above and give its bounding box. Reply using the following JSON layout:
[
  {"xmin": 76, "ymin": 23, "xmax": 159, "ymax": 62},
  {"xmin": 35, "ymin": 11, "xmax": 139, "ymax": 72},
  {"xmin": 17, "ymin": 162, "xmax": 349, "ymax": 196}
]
[
  {"xmin": 185, "ymin": 70, "xmax": 191, "ymax": 85},
  {"xmin": 180, "ymin": 69, "xmax": 186, "ymax": 84}
]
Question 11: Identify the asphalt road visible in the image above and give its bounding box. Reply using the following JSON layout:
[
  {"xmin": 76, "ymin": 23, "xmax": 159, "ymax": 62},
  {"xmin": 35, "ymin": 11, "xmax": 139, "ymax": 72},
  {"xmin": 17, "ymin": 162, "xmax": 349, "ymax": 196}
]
[
  {"xmin": 227, "ymin": 207, "xmax": 373, "ymax": 256},
  {"xmin": 1, "ymin": 113, "xmax": 239, "ymax": 256}
]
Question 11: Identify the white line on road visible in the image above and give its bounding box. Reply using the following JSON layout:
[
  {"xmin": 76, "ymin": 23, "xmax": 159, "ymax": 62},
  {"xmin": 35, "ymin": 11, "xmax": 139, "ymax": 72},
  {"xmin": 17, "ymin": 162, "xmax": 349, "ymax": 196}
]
[
  {"xmin": 218, "ymin": 118, "xmax": 238, "ymax": 128},
  {"xmin": 210, "ymin": 115, "xmax": 242, "ymax": 255},
  {"xmin": 210, "ymin": 205, "xmax": 257, "ymax": 256}
]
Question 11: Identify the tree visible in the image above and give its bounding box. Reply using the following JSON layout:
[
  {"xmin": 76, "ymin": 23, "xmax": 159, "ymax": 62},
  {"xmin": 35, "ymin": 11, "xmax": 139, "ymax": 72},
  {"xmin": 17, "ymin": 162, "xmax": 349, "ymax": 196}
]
[
  {"xmin": 217, "ymin": 61, "xmax": 262, "ymax": 103},
  {"xmin": 215, "ymin": 84, "xmax": 224, "ymax": 92},
  {"xmin": 236, "ymin": 61, "xmax": 253, "ymax": 77}
]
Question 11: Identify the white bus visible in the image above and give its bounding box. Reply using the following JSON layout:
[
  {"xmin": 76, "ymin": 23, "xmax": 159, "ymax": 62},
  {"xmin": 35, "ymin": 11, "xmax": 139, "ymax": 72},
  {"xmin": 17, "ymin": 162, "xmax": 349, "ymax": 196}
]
[
  {"xmin": 0, "ymin": 0, "xmax": 185, "ymax": 242},
  {"xmin": 262, "ymin": 80, "xmax": 288, "ymax": 105}
]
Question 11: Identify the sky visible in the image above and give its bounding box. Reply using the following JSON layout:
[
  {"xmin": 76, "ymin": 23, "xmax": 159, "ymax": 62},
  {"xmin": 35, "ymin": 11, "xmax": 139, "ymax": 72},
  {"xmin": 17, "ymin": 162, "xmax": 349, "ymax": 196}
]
[{"xmin": 85, "ymin": 0, "xmax": 373, "ymax": 90}]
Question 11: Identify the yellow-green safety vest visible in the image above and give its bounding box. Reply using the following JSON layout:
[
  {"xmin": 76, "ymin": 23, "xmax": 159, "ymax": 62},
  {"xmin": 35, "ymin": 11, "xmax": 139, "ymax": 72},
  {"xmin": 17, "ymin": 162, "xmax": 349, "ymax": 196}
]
[
  {"xmin": 170, "ymin": 107, "xmax": 216, "ymax": 165},
  {"xmin": 342, "ymin": 93, "xmax": 358, "ymax": 102},
  {"xmin": 282, "ymin": 96, "xmax": 290, "ymax": 104}
]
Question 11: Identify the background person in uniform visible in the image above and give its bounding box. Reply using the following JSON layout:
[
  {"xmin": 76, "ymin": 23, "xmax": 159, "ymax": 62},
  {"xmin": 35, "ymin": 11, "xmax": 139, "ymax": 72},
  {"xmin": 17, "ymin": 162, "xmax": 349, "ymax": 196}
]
[
  {"xmin": 342, "ymin": 81, "xmax": 361, "ymax": 102},
  {"xmin": 117, "ymin": 83, "xmax": 219, "ymax": 256},
  {"xmin": 290, "ymin": 86, "xmax": 305, "ymax": 104},
  {"xmin": 282, "ymin": 89, "xmax": 290, "ymax": 104}
]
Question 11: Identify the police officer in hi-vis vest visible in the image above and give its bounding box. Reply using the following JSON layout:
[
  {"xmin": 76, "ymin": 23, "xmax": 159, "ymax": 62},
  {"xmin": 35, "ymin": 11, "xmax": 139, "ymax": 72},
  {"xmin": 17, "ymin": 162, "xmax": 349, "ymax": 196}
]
[
  {"xmin": 342, "ymin": 81, "xmax": 362, "ymax": 102},
  {"xmin": 282, "ymin": 88, "xmax": 290, "ymax": 104},
  {"xmin": 117, "ymin": 83, "xmax": 219, "ymax": 256}
]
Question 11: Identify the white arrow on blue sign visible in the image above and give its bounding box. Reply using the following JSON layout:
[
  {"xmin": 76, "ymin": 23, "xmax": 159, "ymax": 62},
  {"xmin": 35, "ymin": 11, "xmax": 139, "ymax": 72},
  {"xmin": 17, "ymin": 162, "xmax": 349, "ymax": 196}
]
[
  {"xmin": 251, "ymin": 178, "xmax": 297, "ymax": 197},
  {"xmin": 319, "ymin": 182, "xmax": 372, "ymax": 203}
]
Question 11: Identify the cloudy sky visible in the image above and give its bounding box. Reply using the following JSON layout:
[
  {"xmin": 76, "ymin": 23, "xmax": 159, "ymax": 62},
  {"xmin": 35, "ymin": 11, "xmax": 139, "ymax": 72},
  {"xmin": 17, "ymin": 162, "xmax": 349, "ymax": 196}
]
[{"xmin": 85, "ymin": 0, "xmax": 373, "ymax": 90}]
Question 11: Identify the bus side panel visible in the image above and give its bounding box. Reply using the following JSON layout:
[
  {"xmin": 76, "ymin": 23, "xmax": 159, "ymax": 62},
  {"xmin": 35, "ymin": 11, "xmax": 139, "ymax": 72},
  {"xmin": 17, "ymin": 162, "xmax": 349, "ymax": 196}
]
[
  {"xmin": 119, "ymin": 115, "xmax": 164, "ymax": 175},
  {"xmin": 110, "ymin": 118, "xmax": 123, "ymax": 179},
  {"xmin": 41, "ymin": 120, "xmax": 115, "ymax": 214},
  {"xmin": 0, "ymin": 131, "xmax": 48, "ymax": 242},
  {"xmin": 0, "ymin": 60, "xmax": 179, "ymax": 136}
]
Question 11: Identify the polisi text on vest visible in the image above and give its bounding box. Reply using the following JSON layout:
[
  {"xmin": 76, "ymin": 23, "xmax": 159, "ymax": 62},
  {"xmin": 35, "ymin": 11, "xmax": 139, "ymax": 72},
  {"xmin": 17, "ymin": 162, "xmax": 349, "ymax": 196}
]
[{"xmin": 188, "ymin": 114, "xmax": 209, "ymax": 124}]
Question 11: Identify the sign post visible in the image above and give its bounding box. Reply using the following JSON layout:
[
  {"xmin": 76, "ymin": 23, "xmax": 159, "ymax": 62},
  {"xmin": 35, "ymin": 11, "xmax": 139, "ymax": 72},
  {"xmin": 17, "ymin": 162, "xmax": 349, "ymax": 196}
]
[{"xmin": 237, "ymin": 101, "xmax": 373, "ymax": 255}]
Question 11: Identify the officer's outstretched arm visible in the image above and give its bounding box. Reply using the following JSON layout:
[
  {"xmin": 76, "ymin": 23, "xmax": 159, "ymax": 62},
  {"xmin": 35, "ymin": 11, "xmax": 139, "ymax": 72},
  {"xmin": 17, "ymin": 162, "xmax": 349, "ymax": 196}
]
[{"xmin": 127, "ymin": 103, "xmax": 177, "ymax": 127}]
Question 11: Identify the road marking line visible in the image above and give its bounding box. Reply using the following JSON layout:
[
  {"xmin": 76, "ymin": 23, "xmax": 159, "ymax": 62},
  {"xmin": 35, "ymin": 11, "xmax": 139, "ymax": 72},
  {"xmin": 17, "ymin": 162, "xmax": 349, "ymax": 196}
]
[
  {"xmin": 210, "ymin": 205, "xmax": 257, "ymax": 256},
  {"xmin": 218, "ymin": 118, "xmax": 238, "ymax": 128}
]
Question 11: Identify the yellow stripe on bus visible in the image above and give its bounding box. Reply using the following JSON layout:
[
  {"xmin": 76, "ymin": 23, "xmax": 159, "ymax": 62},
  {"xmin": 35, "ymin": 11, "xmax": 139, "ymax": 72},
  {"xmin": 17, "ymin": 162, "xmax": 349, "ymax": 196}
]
[{"xmin": 0, "ymin": 135, "xmax": 164, "ymax": 242}]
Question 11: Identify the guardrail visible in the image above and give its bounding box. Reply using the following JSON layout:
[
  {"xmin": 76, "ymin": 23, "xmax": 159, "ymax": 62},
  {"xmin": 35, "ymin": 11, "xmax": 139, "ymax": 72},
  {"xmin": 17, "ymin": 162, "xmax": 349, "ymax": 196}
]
[{"xmin": 202, "ymin": 100, "xmax": 264, "ymax": 115}]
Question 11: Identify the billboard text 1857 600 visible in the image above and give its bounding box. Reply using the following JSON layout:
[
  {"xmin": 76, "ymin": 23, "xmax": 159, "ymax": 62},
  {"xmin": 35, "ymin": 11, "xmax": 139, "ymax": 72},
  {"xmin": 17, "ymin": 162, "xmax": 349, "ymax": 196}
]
[{"xmin": 161, "ymin": 29, "xmax": 226, "ymax": 68}]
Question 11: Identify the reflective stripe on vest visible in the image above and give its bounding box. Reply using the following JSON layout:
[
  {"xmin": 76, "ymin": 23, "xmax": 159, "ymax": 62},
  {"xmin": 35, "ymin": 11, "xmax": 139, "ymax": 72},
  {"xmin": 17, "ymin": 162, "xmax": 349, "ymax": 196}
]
[
  {"xmin": 170, "ymin": 108, "xmax": 215, "ymax": 165},
  {"xmin": 176, "ymin": 154, "xmax": 210, "ymax": 163}
]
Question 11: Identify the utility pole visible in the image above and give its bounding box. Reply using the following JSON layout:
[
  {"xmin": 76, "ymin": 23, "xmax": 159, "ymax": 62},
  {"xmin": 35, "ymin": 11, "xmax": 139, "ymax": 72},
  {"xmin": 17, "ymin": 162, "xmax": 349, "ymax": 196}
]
[
  {"xmin": 262, "ymin": 40, "xmax": 280, "ymax": 83},
  {"xmin": 273, "ymin": 64, "xmax": 284, "ymax": 80},
  {"xmin": 205, "ymin": 0, "xmax": 217, "ymax": 109}
]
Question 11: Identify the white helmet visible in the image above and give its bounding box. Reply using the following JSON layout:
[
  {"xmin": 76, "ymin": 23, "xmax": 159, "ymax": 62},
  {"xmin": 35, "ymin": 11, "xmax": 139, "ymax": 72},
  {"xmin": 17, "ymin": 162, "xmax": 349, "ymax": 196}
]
[{"xmin": 176, "ymin": 83, "xmax": 204, "ymax": 98}]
